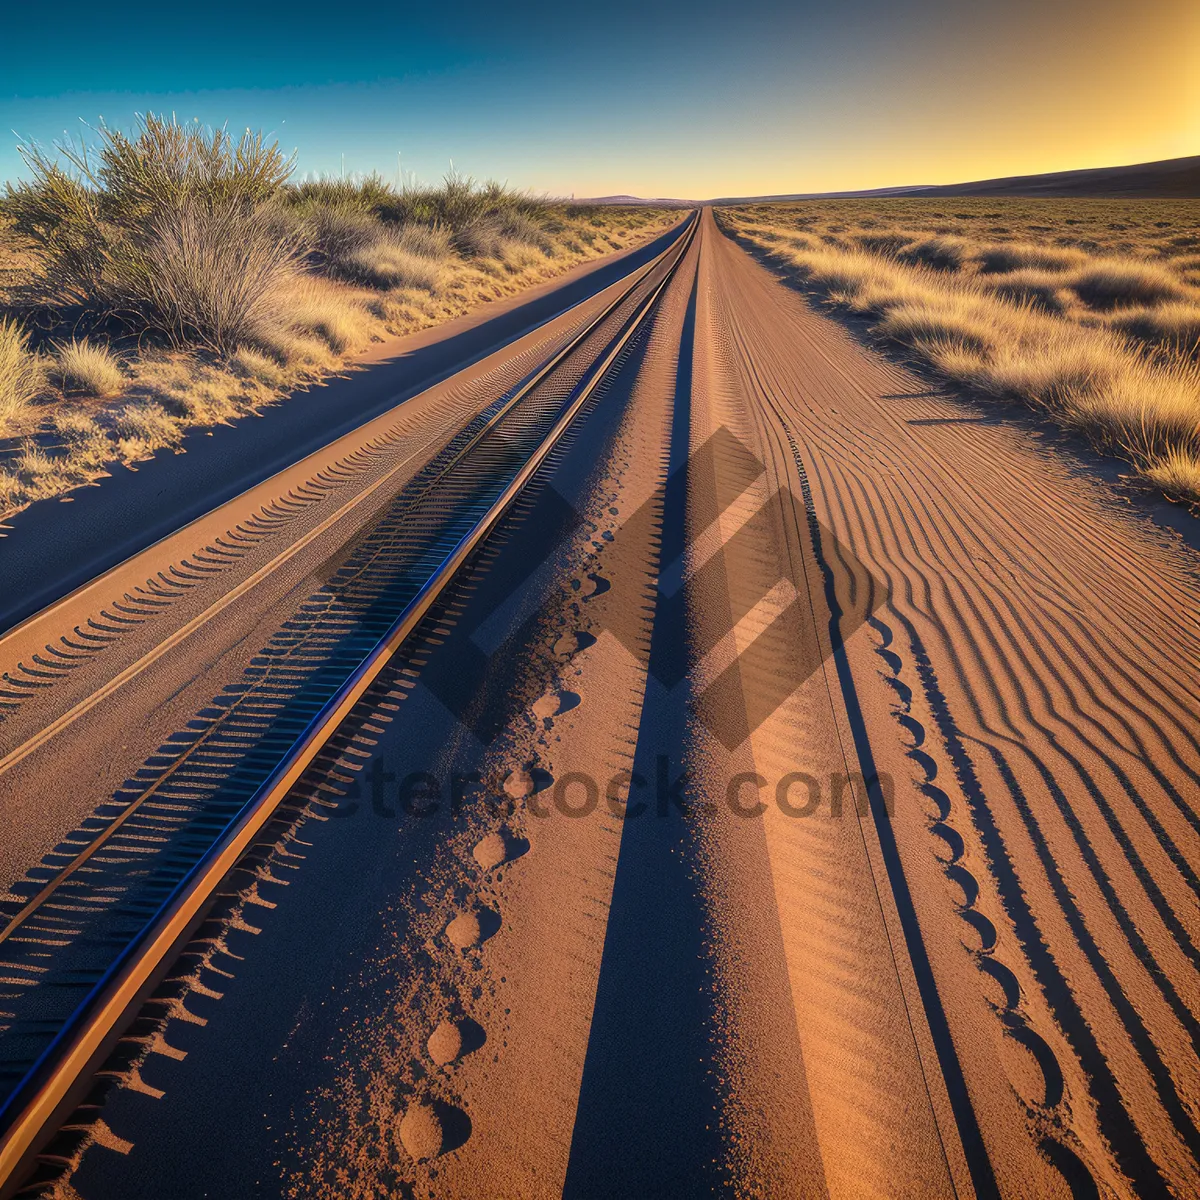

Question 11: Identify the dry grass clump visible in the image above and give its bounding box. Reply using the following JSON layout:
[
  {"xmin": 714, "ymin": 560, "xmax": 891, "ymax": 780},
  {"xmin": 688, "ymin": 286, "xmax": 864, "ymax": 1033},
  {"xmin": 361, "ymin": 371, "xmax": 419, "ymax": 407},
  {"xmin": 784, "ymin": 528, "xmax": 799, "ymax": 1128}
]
[
  {"xmin": 341, "ymin": 237, "xmax": 447, "ymax": 291},
  {"xmin": 976, "ymin": 242, "xmax": 1086, "ymax": 273},
  {"xmin": 299, "ymin": 201, "xmax": 379, "ymax": 272},
  {"xmin": 1140, "ymin": 448, "xmax": 1200, "ymax": 503},
  {"xmin": 286, "ymin": 170, "xmax": 553, "ymax": 265},
  {"xmin": 54, "ymin": 406, "xmax": 110, "ymax": 460},
  {"xmin": 275, "ymin": 278, "xmax": 377, "ymax": 355},
  {"xmin": 391, "ymin": 223, "xmax": 454, "ymax": 260},
  {"xmin": 286, "ymin": 174, "xmax": 553, "ymax": 285},
  {"xmin": 1107, "ymin": 303, "xmax": 1200, "ymax": 355},
  {"xmin": 0, "ymin": 317, "xmax": 45, "ymax": 430},
  {"xmin": 232, "ymin": 346, "xmax": 289, "ymax": 386},
  {"xmin": 451, "ymin": 212, "xmax": 550, "ymax": 261},
  {"xmin": 115, "ymin": 400, "xmax": 179, "ymax": 445},
  {"xmin": 52, "ymin": 338, "xmax": 125, "ymax": 396},
  {"xmin": 0, "ymin": 468, "xmax": 20, "ymax": 508},
  {"xmin": 132, "ymin": 202, "xmax": 303, "ymax": 352},
  {"xmin": 719, "ymin": 202, "xmax": 1200, "ymax": 505},
  {"xmin": 15, "ymin": 441, "xmax": 58, "ymax": 485},
  {"xmin": 896, "ymin": 235, "xmax": 970, "ymax": 271},
  {"xmin": 875, "ymin": 302, "xmax": 1000, "ymax": 356},
  {"xmin": 1069, "ymin": 260, "xmax": 1187, "ymax": 310},
  {"xmin": 852, "ymin": 230, "xmax": 913, "ymax": 255},
  {"xmin": 979, "ymin": 269, "xmax": 1074, "ymax": 312}
]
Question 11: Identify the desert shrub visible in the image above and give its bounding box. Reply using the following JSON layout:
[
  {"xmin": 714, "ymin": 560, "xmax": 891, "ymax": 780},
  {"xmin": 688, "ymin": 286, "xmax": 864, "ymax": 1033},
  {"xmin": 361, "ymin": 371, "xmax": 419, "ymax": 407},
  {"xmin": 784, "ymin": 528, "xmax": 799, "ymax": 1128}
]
[
  {"xmin": 133, "ymin": 201, "xmax": 303, "ymax": 351},
  {"xmin": 387, "ymin": 172, "xmax": 551, "ymax": 234},
  {"xmin": 424, "ymin": 172, "xmax": 493, "ymax": 229},
  {"xmin": 300, "ymin": 201, "xmax": 380, "ymax": 273},
  {"xmin": 52, "ymin": 338, "xmax": 125, "ymax": 396},
  {"xmin": 448, "ymin": 202, "xmax": 555, "ymax": 259},
  {"xmin": 0, "ymin": 317, "xmax": 45, "ymax": 429},
  {"xmin": 2, "ymin": 166, "xmax": 108, "ymax": 307},
  {"xmin": 1070, "ymin": 260, "xmax": 1187, "ymax": 309},
  {"xmin": 282, "ymin": 172, "xmax": 558, "ymax": 244},
  {"xmin": 391, "ymin": 222, "xmax": 453, "ymax": 259},
  {"xmin": 494, "ymin": 209, "xmax": 551, "ymax": 252},
  {"xmin": 91, "ymin": 119, "xmax": 290, "ymax": 212},
  {"xmin": 288, "ymin": 174, "xmax": 396, "ymax": 213},
  {"xmin": 453, "ymin": 217, "xmax": 505, "ymax": 259},
  {"xmin": 3, "ymin": 115, "xmax": 302, "ymax": 351},
  {"xmin": 304, "ymin": 205, "xmax": 451, "ymax": 290}
]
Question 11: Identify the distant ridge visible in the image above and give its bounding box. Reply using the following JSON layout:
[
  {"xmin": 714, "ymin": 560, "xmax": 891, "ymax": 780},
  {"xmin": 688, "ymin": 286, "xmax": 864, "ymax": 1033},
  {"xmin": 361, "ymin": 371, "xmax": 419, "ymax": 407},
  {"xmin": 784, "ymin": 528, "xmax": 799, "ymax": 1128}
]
[
  {"xmin": 898, "ymin": 154, "xmax": 1200, "ymax": 199},
  {"xmin": 710, "ymin": 155, "xmax": 1200, "ymax": 203},
  {"xmin": 571, "ymin": 194, "xmax": 696, "ymax": 208},
  {"xmin": 576, "ymin": 154, "xmax": 1200, "ymax": 207}
]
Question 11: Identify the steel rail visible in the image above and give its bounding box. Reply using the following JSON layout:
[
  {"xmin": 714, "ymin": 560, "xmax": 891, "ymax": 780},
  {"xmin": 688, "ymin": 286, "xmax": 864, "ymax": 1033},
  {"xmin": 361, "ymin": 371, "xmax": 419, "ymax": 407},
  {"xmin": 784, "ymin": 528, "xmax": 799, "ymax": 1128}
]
[
  {"xmin": 0, "ymin": 209, "xmax": 697, "ymax": 1196},
  {"xmin": 0, "ymin": 222, "xmax": 675, "ymax": 785},
  {"xmin": 0, "ymin": 221, "xmax": 682, "ymax": 950}
]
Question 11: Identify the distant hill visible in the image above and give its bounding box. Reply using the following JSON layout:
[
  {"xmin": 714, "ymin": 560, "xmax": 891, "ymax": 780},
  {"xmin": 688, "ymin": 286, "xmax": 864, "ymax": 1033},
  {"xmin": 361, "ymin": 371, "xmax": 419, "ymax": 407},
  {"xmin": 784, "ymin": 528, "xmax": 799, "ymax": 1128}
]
[
  {"xmin": 587, "ymin": 154, "xmax": 1200, "ymax": 208},
  {"xmin": 571, "ymin": 194, "xmax": 696, "ymax": 208},
  {"xmin": 901, "ymin": 154, "xmax": 1200, "ymax": 199},
  {"xmin": 707, "ymin": 184, "xmax": 934, "ymax": 204}
]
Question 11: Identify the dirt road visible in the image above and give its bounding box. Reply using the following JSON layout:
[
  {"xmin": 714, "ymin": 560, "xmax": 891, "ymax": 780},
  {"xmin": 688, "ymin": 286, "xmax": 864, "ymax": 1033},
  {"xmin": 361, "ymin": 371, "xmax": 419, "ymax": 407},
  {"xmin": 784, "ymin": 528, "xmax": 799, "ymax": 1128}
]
[{"xmin": 7, "ymin": 210, "xmax": 1199, "ymax": 1198}]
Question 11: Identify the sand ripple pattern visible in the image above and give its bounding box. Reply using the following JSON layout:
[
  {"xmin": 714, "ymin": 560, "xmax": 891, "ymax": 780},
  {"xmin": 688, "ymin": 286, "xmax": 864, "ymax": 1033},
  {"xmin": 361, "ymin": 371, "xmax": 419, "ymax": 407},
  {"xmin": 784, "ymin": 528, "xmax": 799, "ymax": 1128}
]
[{"xmin": 707, "ymin": 209, "xmax": 1200, "ymax": 1197}]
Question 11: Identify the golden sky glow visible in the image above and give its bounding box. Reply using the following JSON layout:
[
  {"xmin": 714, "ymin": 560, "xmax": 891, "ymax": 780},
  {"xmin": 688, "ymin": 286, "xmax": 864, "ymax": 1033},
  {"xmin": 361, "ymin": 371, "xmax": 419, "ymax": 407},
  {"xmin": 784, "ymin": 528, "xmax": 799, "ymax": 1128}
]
[{"xmin": 3, "ymin": 0, "xmax": 1196, "ymax": 197}]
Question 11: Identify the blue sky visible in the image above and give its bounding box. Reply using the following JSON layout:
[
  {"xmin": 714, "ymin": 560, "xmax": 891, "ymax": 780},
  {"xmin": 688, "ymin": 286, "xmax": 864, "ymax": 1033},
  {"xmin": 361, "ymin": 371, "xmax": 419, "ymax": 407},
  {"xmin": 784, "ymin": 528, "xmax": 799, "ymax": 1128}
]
[{"xmin": 3, "ymin": 0, "xmax": 1195, "ymax": 197}]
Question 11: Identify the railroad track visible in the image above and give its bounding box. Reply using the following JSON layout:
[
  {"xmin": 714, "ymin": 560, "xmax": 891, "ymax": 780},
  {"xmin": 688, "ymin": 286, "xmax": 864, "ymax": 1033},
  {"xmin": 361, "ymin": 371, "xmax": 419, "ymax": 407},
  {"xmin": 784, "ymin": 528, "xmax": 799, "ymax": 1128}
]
[{"xmin": 0, "ymin": 209, "xmax": 697, "ymax": 1195}]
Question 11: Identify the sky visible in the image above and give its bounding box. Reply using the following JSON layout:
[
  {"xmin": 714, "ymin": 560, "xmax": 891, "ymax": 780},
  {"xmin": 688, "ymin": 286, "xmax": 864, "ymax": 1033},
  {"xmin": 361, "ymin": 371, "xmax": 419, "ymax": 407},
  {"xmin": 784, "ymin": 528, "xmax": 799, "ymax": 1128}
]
[{"xmin": 3, "ymin": 0, "xmax": 1196, "ymax": 198}]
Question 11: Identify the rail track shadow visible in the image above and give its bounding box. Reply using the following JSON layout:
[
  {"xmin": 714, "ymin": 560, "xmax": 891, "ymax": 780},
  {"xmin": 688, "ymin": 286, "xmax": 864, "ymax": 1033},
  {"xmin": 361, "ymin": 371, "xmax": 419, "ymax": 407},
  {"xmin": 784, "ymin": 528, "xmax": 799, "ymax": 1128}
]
[{"xmin": 562, "ymin": 268, "xmax": 730, "ymax": 1198}]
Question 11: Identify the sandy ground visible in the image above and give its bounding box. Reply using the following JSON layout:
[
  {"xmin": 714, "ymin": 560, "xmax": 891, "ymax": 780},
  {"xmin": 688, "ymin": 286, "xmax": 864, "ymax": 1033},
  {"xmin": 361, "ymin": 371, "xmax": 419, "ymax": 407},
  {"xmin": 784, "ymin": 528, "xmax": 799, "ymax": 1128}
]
[
  {"xmin": 0, "ymin": 249, "xmax": 665, "ymax": 903},
  {"xmin": 15, "ymin": 211, "xmax": 1200, "ymax": 1198}
]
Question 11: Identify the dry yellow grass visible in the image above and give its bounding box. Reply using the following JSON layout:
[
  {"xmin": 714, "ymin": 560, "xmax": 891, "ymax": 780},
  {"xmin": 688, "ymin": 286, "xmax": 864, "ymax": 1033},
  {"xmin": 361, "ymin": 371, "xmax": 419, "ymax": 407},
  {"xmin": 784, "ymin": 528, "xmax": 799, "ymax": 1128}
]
[
  {"xmin": 718, "ymin": 199, "xmax": 1200, "ymax": 505},
  {"xmin": 1108, "ymin": 302, "xmax": 1200, "ymax": 355},
  {"xmin": 0, "ymin": 117, "xmax": 677, "ymax": 518},
  {"xmin": 0, "ymin": 215, "xmax": 674, "ymax": 518},
  {"xmin": 52, "ymin": 339, "xmax": 125, "ymax": 396},
  {"xmin": 0, "ymin": 317, "xmax": 45, "ymax": 430},
  {"xmin": 344, "ymin": 240, "xmax": 447, "ymax": 291}
]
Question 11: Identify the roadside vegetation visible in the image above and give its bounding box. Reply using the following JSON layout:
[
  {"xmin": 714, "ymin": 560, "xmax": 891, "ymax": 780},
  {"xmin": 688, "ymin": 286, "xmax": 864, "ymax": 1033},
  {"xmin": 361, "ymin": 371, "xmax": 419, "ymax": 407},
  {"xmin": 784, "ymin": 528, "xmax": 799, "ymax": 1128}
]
[
  {"xmin": 0, "ymin": 115, "xmax": 675, "ymax": 516},
  {"xmin": 716, "ymin": 198, "xmax": 1200, "ymax": 506}
]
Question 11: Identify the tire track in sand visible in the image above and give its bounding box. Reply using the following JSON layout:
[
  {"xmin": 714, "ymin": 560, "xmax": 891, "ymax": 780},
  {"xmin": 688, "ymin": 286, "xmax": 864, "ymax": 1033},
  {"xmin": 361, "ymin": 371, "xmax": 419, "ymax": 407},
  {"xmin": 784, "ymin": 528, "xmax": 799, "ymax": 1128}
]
[{"xmin": 708, "ymin": 209, "xmax": 1200, "ymax": 1195}]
